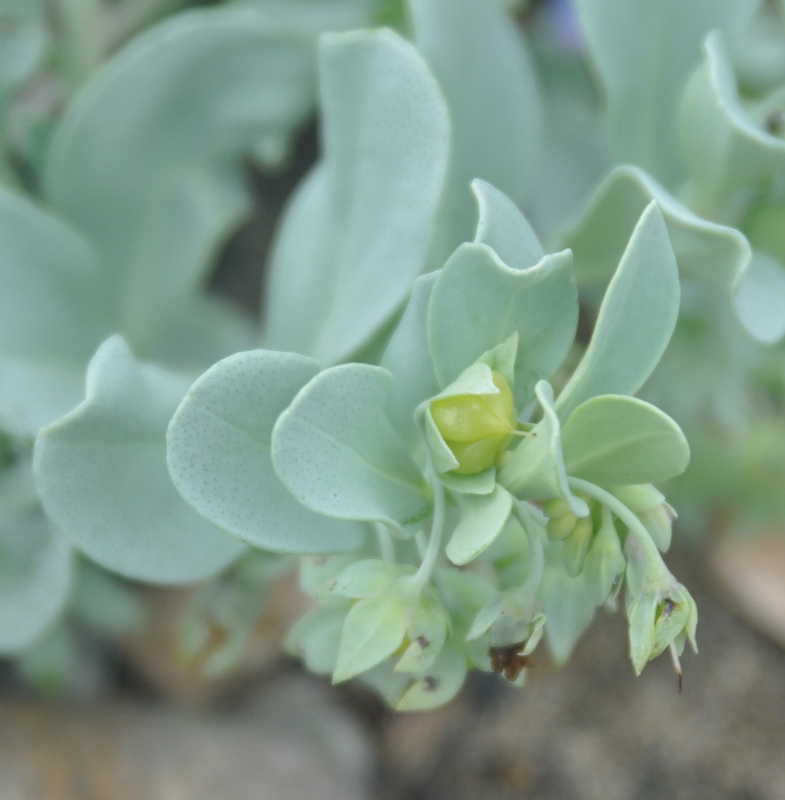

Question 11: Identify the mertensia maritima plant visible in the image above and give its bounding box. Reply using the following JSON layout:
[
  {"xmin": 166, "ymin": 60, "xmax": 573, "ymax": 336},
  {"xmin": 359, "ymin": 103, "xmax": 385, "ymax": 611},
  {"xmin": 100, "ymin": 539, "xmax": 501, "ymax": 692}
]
[{"xmin": 3, "ymin": 0, "xmax": 785, "ymax": 706}]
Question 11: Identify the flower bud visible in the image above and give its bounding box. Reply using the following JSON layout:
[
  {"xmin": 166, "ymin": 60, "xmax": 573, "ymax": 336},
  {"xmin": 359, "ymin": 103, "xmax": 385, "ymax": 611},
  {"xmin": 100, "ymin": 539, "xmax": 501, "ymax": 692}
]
[
  {"xmin": 561, "ymin": 515, "xmax": 594, "ymax": 576},
  {"xmin": 430, "ymin": 370, "xmax": 517, "ymax": 475},
  {"xmin": 583, "ymin": 509, "xmax": 626, "ymax": 604}
]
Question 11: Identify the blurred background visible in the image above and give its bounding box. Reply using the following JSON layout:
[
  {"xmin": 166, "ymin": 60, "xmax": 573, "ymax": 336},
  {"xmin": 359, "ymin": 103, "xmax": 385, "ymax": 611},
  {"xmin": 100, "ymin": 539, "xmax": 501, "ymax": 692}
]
[{"xmin": 3, "ymin": 0, "xmax": 785, "ymax": 798}]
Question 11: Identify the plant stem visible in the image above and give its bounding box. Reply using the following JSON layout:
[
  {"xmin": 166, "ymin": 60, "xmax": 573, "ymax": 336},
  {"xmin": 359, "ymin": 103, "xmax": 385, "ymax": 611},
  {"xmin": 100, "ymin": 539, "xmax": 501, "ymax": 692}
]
[
  {"xmin": 567, "ymin": 477, "xmax": 665, "ymax": 571},
  {"xmin": 411, "ymin": 467, "xmax": 445, "ymax": 592},
  {"xmin": 375, "ymin": 523, "xmax": 395, "ymax": 562},
  {"xmin": 512, "ymin": 500, "xmax": 545, "ymax": 600}
]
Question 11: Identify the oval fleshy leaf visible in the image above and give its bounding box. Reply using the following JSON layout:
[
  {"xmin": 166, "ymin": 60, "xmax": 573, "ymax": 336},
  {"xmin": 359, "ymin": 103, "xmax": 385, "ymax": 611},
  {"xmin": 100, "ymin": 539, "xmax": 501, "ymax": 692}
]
[
  {"xmin": 396, "ymin": 639, "xmax": 467, "ymax": 711},
  {"xmin": 497, "ymin": 381, "xmax": 589, "ymax": 517},
  {"xmin": 429, "ymin": 242, "xmax": 577, "ymax": 409},
  {"xmin": 446, "ymin": 484, "xmax": 513, "ymax": 566},
  {"xmin": 681, "ymin": 32, "xmax": 785, "ymax": 210},
  {"xmin": 167, "ymin": 349, "xmax": 366, "ymax": 554},
  {"xmin": 575, "ymin": 0, "xmax": 756, "ymax": 188},
  {"xmin": 409, "ymin": 0, "xmax": 541, "ymax": 259},
  {"xmin": 44, "ymin": 8, "xmax": 315, "ymax": 340},
  {"xmin": 557, "ymin": 203, "xmax": 679, "ymax": 420},
  {"xmin": 0, "ymin": 466, "xmax": 73, "ymax": 654},
  {"xmin": 562, "ymin": 395, "xmax": 690, "ymax": 486},
  {"xmin": 381, "ymin": 272, "xmax": 440, "ymax": 454},
  {"xmin": 0, "ymin": 187, "xmax": 110, "ymax": 437},
  {"xmin": 732, "ymin": 251, "xmax": 785, "ymax": 344},
  {"xmin": 263, "ymin": 28, "xmax": 450, "ymax": 364},
  {"xmin": 564, "ymin": 164, "xmax": 751, "ymax": 294},
  {"xmin": 332, "ymin": 593, "xmax": 411, "ymax": 683},
  {"xmin": 272, "ymin": 364, "xmax": 430, "ymax": 535},
  {"xmin": 34, "ymin": 336, "xmax": 246, "ymax": 584},
  {"xmin": 472, "ymin": 179, "xmax": 543, "ymax": 270}
]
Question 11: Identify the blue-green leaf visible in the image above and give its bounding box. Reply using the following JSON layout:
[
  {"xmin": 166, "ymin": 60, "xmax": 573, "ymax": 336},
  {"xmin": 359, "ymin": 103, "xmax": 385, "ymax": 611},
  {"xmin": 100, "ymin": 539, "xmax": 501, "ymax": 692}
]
[
  {"xmin": 34, "ymin": 336, "xmax": 246, "ymax": 584},
  {"xmin": 575, "ymin": 0, "xmax": 756, "ymax": 187},
  {"xmin": 429, "ymin": 242, "xmax": 577, "ymax": 409},
  {"xmin": 409, "ymin": 0, "xmax": 541, "ymax": 259},
  {"xmin": 263, "ymin": 28, "xmax": 450, "ymax": 364},
  {"xmin": 564, "ymin": 165, "xmax": 751, "ymax": 294},
  {"xmin": 0, "ymin": 466, "xmax": 73, "ymax": 654},
  {"xmin": 680, "ymin": 32, "xmax": 785, "ymax": 211},
  {"xmin": 557, "ymin": 203, "xmax": 679, "ymax": 420},
  {"xmin": 44, "ymin": 8, "xmax": 314, "ymax": 341},
  {"xmin": 381, "ymin": 272, "xmax": 440, "ymax": 454},
  {"xmin": 446, "ymin": 484, "xmax": 513, "ymax": 566},
  {"xmin": 0, "ymin": 187, "xmax": 110, "ymax": 437},
  {"xmin": 272, "ymin": 364, "xmax": 430, "ymax": 535},
  {"xmin": 167, "ymin": 350, "xmax": 366, "ymax": 554},
  {"xmin": 562, "ymin": 395, "xmax": 690, "ymax": 486},
  {"xmin": 472, "ymin": 179, "xmax": 543, "ymax": 270}
]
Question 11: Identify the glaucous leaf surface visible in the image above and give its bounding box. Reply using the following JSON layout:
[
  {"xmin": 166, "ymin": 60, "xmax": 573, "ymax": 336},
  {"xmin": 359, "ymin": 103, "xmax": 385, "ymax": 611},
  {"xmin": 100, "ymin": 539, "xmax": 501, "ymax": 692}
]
[
  {"xmin": 681, "ymin": 32, "xmax": 785, "ymax": 211},
  {"xmin": 43, "ymin": 8, "xmax": 314, "ymax": 340},
  {"xmin": 0, "ymin": 188, "xmax": 110, "ymax": 437},
  {"xmin": 408, "ymin": 0, "xmax": 541, "ymax": 260},
  {"xmin": 264, "ymin": 29, "xmax": 450, "ymax": 364},
  {"xmin": 575, "ymin": 0, "xmax": 756, "ymax": 188},
  {"xmin": 429, "ymin": 242, "xmax": 577, "ymax": 410},
  {"xmin": 34, "ymin": 336, "xmax": 246, "ymax": 584},
  {"xmin": 497, "ymin": 381, "xmax": 589, "ymax": 517},
  {"xmin": 540, "ymin": 541, "xmax": 596, "ymax": 664},
  {"xmin": 396, "ymin": 639, "xmax": 467, "ymax": 711},
  {"xmin": 332, "ymin": 593, "xmax": 410, "ymax": 682},
  {"xmin": 272, "ymin": 364, "xmax": 430, "ymax": 535},
  {"xmin": 238, "ymin": 0, "xmax": 387, "ymax": 32},
  {"xmin": 0, "ymin": 0, "xmax": 48, "ymax": 89},
  {"xmin": 564, "ymin": 165, "xmax": 751, "ymax": 294},
  {"xmin": 472, "ymin": 179, "xmax": 544, "ymax": 271},
  {"xmin": 561, "ymin": 395, "xmax": 690, "ymax": 486},
  {"xmin": 0, "ymin": 465, "xmax": 73, "ymax": 654},
  {"xmin": 557, "ymin": 203, "xmax": 679, "ymax": 420},
  {"xmin": 446, "ymin": 485, "xmax": 513, "ymax": 566},
  {"xmin": 732, "ymin": 251, "xmax": 785, "ymax": 345},
  {"xmin": 167, "ymin": 349, "xmax": 366, "ymax": 554},
  {"xmin": 381, "ymin": 272, "xmax": 440, "ymax": 455}
]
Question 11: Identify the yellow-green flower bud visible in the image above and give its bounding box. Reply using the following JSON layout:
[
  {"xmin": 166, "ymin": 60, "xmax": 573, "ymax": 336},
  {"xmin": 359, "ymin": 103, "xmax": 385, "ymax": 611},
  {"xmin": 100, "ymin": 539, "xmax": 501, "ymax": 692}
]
[{"xmin": 430, "ymin": 371, "xmax": 516, "ymax": 475}]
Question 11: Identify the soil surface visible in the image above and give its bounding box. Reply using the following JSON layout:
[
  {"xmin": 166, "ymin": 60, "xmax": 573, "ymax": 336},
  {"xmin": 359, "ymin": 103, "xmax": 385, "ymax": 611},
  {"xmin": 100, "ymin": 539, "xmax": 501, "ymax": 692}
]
[{"xmin": 3, "ymin": 546, "xmax": 785, "ymax": 800}]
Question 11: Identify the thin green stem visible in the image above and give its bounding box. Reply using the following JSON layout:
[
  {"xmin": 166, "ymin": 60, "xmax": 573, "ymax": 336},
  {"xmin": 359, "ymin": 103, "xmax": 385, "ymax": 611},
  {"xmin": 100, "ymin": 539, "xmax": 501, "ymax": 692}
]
[
  {"xmin": 411, "ymin": 467, "xmax": 446, "ymax": 593},
  {"xmin": 512, "ymin": 500, "xmax": 545, "ymax": 600},
  {"xmin": 567, "ymin": 477, "xmax": 666, "ymax": 572}
]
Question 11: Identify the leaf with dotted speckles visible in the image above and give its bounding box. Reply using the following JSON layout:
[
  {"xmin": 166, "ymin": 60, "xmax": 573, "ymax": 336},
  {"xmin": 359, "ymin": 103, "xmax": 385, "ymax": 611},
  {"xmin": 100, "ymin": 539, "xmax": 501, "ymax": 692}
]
[
  {"xmin": 263, "ymin": 28, "xmax": 450, "ymax": 365},
  {"xmin": 167, "ymin": 349, "xmax": 366, "ymax": 554},
  {"xmin": 34, "ymin": 336, "xmax": 246, "ymax": 584},
  {"xmin": 272, "ymin": 364, "xmax": 431, "ymax": 536}
]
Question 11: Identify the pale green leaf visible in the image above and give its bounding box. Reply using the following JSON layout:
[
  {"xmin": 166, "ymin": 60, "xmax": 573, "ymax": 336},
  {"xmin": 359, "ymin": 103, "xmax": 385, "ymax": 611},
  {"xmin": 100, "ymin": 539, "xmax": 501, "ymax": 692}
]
[
  {"xmin": 0, "ymin": 0, "xmax": 48, "ymax": 89},
  {"xmin": 471, "ymin": 179, "xmax": 543, "ymax": 270},
  {"xmin": 732, "ymin": 250, "xmax": 785, "ymax": 345},
  {"xmin": 409, "ymin": 0, "xmax": 541, "ymax": 260},
  {"xmin": 497, "ymin": 381, "xmax": 589, "ymax": 517},
  {"xmin": 0, "ymin": 187, "xmax": 110, "ymax": 437},
  {"xmin": 428, "ymin": 242, "xmax": 577, "ymax": 409},
  {"xmin": 333, "ymin": 593, "xmax": 411, "ymax": 682},
  {"xmin": 562, "ymin": 395, "xmax": 690, "ymax": 485},
  {"xmin": 0, "ymin": 474, "xmax": 73, "ymax": 654},
  {"xmin": 263, "ymin": 29, "xmax": 450, "ymax": 364},
  {"xmin": 575, "ymin": 0, "xmax": 756, "ymax": 187},
  {"xmin": 34, "ymin": 336, "xmax": 246, "ymax": 584},
  {"xmin": 44, "ymin": 8, "xmax": 315, "ymax": 337},
  {"xmin": 446, "ymin": 485, "xmax": 513, "ymax": 566},
  {"xmin": 564, "ymin": 164, "xmax": 750, "ymax": 294},
  {"xmin": 681, "ymin": 32, "xmax": 785, "ymax": 211},
  {"xmin": 381, "ymin": 272, "xmax": 440, "ymax": 454},
  {"xmin": 396, "ymin": 639, "xmax": 467, "ymax": 711},
  {"xmin": 557, "ymin": 203, "xmax": 679, "ymax": 420},
  {"xmin": 167, "ymin": 349, "xmax": 366, "ymax": 554},
  {"xmin": 272, "ymin": 364, "xmax": 430, "ymax": 535}
]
